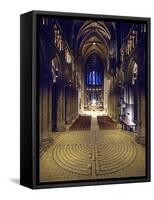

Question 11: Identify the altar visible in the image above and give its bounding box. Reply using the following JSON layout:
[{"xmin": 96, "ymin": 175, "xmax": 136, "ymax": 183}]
[{"xmin": 87, "ymin": 99, "xmax": 104, "ymax": 111}]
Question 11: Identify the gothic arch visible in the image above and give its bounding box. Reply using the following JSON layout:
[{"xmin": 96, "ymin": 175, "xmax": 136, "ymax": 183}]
[
  {"xmin": 78, "ymin": 30, "xmax": 109, "ymax": 55},
  {"xmin": 83, "ymin": 50, "xmax": 106, "ymax": 67},
  {"xmin": 127, "ymin": 58, "xmax": 139, "ymax": 84}
]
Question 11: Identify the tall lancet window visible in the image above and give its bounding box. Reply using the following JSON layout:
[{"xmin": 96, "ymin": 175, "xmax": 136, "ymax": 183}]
[
  {"xmin": 92, "ymin": 71, "xmax": 95, "ymax": 84},
  {"xmin": 87, "ymin": 70, "xmax": 102, "ymax": 85}
]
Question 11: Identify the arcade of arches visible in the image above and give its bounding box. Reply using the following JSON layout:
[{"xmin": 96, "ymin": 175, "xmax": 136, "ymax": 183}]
[{"xmin": 39, "ymin": 17, "xmax": 147, "ymax": 182}]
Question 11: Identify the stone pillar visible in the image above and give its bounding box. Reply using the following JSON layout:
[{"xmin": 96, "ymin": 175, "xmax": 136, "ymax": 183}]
[
  {"xmin": 65, "ymin": 86, "xmax": 72, "ymax": 124},
  {"xmin": 78, "ymin": 89, "xmax": 81, "ymax": 114},
  {"xmin": 113, "ymin": 92, "xmax": 116, "ymax": 119},
  {"xmin": 40, "ymin": 73, "xmax": 52, "ymax": 144},
  {"xmin": 61, "ymin": 82, "xmax": 66, "ymax": 128},
  {"xmin": 47, "ymin": 80, "xmax": 52, "ymax": 137},
  {"xmin": 104, "ymin": 73, "xmax": 110, "ymax": 114},
  {"xmin": 80, "ymin": 60, "xmax": 84, "ymax": 112},
  {"xmin": 41, "ymin": 79, "xmax": 50, "ymax": 141},
  {"xmin": 81, "ymin": 88, "xmax": 84, "ymax": 112},
  {"xmin": 72, "ymin": 88, "xmax": 76, "ymax": 119},
  {"xmin": 39, "ymin": 24, "xmax": 54, "ymax": 146},
  {"xmin": 71, "ymin": 88, "xmax": 74, "ymax": 120},
  {"xmin": 136, "ymin": 87, "xmax": 145, "ymax": 145},
  {"xmin": 54, "ymin": 82, "xmax": 65, "ymax": 131},
  {"xmin": 135, "ymin": 63, "xmax": 146, "ymax": 145},
  {"xmin": 75, "ymin": 89, "xmax": 78, "ymax": 117},
  {"xmin": 70, "ymin": 87, "xmax": 73, "ymax": 121}
]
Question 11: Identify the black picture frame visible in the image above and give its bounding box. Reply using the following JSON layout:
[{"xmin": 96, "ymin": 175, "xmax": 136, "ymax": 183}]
[{"xmin": 20, "ymin": 10, "xmax": 151, "ymax": 189}]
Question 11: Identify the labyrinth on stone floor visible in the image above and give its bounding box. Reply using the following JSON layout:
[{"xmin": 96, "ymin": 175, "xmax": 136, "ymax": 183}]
[{"xmin": 50, "ymin": 131, "xmax": 137, "ymax": 178}]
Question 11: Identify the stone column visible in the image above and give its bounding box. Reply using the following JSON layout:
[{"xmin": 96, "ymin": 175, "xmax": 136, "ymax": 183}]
[
  {"xmin": 136, "ymin": 86, "xmax": 145, "ymax": 145},
  {"xmin": 65, "ymin": 86, "xmax": 72, "ymax": 124},
  {"xmin": 80, "ymin": 59, "xmax": 84, "ymax": 112},
  {"xmin": 55, "ymin": 82, "xmax": 65, "ymax": 131},
  {"xmin": 75, "ymin": 89, "xmax": 78, "ymax": 117},
  {"xmin": 78, "ymin": 89, "xmax": 81, "ymax": 114},
  {"xmin": 41, "ymin": 78, "xmax": 50, "ymax": 141},
  {"xmin": 48, "ymin": 79, "xmax": 52, "ymax": 133},
  {"xmin": 62, "ymin": 82, "xmax": 66, "ymax": 129},
  {"xmin": 71, "ymin": 88, "xmax": 74, "ymax": 120},
  {"xmin": 104, "ymin": 73, "xmax": 110, "ymax": 114},
  {"xmin": 40, "ymin": 72, "xmax": 52, "ymax": 145},
  {"xmin": 70, "ymin": 87, "xmax": 73, "ymax": 121},
  {"xmin": 72, "ymin": 88, "xmax": 76, "ymax": 119},
  {"xmin": 135, "ymin": 62, "xmax": 146, "ymax": 145}
]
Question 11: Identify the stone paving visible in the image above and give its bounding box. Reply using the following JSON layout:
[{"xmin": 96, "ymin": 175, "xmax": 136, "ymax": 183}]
[{"xmin": 40, "ymin": 115, "xmax": 145, "ymax": 182}]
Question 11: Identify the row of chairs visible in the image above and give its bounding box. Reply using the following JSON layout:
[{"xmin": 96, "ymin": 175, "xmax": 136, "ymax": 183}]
[
  {"xmin": 97, "ymin": 116, "xmax": 117, "ymax": 129},
  {"xmin": 69, "ymin": 115, "xmax": 91, "ymax": 131}
]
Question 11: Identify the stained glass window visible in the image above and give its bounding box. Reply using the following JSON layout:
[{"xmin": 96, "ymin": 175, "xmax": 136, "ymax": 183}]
[
  {"xmin": 92, "ymin": 71, "xmax": 95, "ymax": 84},
  {"xmin": 87, "ymin": 70, "xmax": 102, "ymax": 85},
  {"xmin": 96, "ymin": 72, "xmax": 99, "ymax": 84}
]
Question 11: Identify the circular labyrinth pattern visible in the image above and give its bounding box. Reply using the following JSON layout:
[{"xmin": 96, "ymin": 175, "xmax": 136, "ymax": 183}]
[
  {"xmin": 97, "ymin": 141, "xmax": 136, "ymax": 176},
  {"xmin": 52, "ymin": 132, "xmax": 137, "ymax": 177}
]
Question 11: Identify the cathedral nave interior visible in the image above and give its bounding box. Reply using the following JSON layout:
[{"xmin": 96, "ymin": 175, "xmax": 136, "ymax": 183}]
[{"xmin": 39, "ymin": 16, "xmax": 147, "ymax": 182}]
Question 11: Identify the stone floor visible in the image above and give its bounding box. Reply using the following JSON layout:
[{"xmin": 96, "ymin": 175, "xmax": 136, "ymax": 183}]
[{"xmin": 40, "ymin": 115, "xmax": 145, "ymax": 182}]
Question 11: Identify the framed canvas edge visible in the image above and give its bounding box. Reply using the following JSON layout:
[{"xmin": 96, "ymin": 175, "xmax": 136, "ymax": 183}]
[
  {"xmin": 21, "ymin": 10, "xmax": 151, "ymax": 189},
  {"xmin": 22, "ymin": 10, "xmax": 151, "ymax": 21}
]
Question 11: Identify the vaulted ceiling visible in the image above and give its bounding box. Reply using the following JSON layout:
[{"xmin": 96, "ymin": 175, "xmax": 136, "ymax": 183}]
[{"xmin": 72, "ymin": 20, "xmax": 116, "ymax": 61}]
